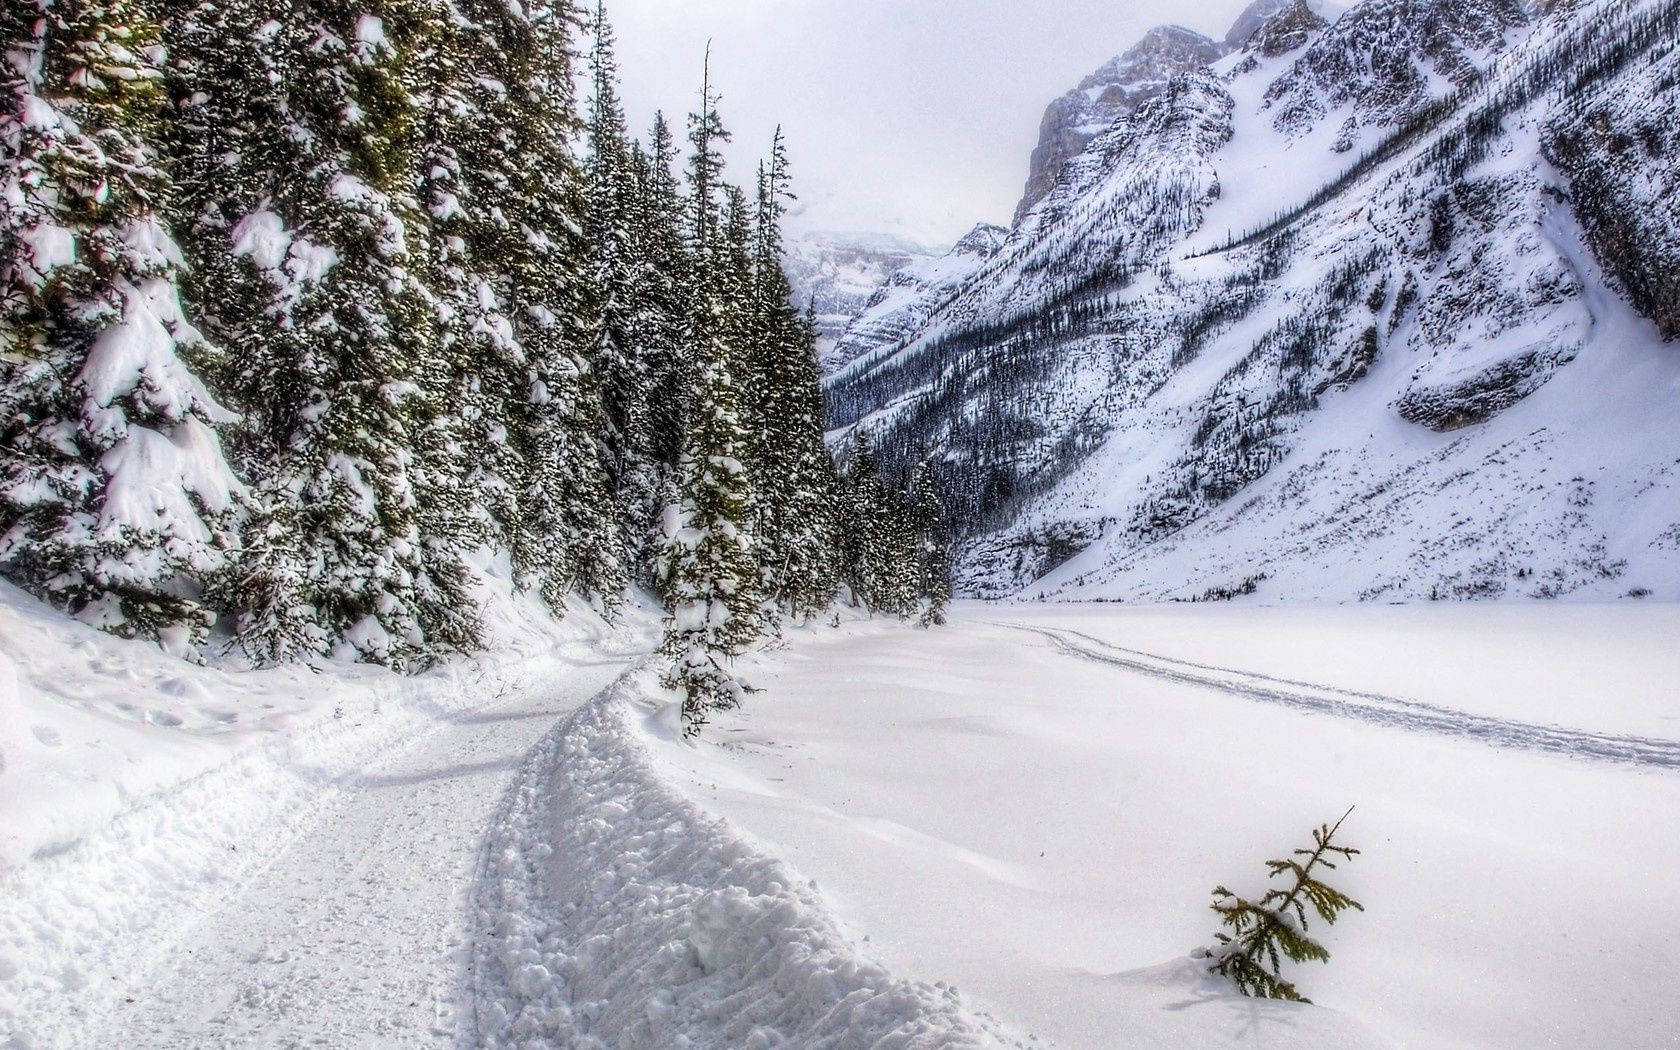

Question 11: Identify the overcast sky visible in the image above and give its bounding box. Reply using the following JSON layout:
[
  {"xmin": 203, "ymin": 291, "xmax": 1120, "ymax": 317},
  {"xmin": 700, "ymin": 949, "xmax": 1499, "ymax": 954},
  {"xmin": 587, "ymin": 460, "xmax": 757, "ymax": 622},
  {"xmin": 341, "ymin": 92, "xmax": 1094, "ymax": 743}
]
[{"xmin": 607, "ymin": 0, "xmax": 1255, "ymax": 249}]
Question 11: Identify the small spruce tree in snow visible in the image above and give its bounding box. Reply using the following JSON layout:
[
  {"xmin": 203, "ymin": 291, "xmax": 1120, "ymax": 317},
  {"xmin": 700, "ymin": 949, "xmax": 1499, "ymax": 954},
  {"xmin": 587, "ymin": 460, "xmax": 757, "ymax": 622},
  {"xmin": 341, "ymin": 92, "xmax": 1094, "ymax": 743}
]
[
  {"xmin": 1207, "ymin": 809, "xmax": 1365, "ymax": 1003},
  {"xmin": 0, "ymin": 0, "xmax": 242, "ymax": 645}
]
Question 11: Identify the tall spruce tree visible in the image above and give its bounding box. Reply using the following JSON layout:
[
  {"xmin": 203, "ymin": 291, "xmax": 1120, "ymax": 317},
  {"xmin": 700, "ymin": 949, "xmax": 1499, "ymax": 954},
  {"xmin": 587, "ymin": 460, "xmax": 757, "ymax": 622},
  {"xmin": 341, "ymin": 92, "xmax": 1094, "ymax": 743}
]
[
  {"xmin": 745, "ymin": 131, "xmax": 838, "ymax": 619},
  {"xmin": 630, "ymin": 113, "xmax": 690, "ymax": 472},
  {"xmin": 1, "ymin": 0, "xmax": 242, "ymax": 645},
  {"xmin": 912, "ymin": 463, "xmax": 951, "ymax": 626},
  {"xmin": 584, "ymin": 6, "xmax": 673, "ymax": 584},
  {"xmin": 418, "ymin": 0, "xmax": 623, "ymax": 613},
  {"xmin": 172, "ymin": 0, "xmax": 480, "ymax": 667},
  {"xmin": 657, "ymin": 55, "xmax": 764, "ymax": 733}
]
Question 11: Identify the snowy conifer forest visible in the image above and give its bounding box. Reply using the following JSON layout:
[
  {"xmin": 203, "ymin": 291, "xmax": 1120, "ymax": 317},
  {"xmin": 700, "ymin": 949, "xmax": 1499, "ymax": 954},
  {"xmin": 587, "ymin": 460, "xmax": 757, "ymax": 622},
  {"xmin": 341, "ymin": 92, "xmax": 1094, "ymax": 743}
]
[
  {"xmin": 0, "ymin": 0, "xmax": 946, "ymax": 705},
  {"xmin": 3, "ymin": 0, "xmax": 1679, "ymax": 1046}
]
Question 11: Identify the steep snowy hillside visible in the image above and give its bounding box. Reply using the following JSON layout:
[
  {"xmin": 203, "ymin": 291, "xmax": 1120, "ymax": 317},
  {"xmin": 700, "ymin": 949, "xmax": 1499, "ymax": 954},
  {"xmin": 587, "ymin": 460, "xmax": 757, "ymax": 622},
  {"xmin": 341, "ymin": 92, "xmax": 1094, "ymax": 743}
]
[
  {"xmin": 782, "ymin": 232, "xmax": 941, "ymax": 361},
  {"xmin": 827, "ymin": 0, "xmax": 1680, "ymax": 602},
  {"xmin": 823, "ymin": 223, "xmax": 1009, "ymax": 375}
]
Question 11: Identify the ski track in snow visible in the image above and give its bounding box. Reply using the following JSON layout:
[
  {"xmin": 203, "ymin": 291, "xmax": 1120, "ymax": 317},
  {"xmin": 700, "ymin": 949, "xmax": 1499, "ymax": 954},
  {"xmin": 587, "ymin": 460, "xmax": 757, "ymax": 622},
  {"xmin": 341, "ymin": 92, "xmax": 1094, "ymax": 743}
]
[
  {"xmin": 999, "ymin": 621, "xmax": 1680, "ymax": 770},
  {"xmin": 43, "ymin": 657, "xmax": 637, "ymax": 1049}
]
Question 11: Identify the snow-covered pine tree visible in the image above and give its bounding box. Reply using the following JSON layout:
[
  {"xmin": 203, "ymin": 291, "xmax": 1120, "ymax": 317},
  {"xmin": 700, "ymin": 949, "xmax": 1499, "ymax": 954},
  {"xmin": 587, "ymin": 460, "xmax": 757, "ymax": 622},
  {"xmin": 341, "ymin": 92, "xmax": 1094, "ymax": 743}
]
[
  {"xmin": 629, "ymin": 113, "xmax": 690, "ymax": 475},
  {"xmin": 836, "ymin": 432, "xmax": 918, "ymax": 617},
  {"xmin": 745, "ymin": 130, "xmax": 839, "ymax": 620},
  {"xmin": 584, "ymin": 6, "xmax": 674, "ymax": 585},
  {"xmin": 911, "ymin": 463, "xmax": 951, "ymax": 626},
  {"xmin": 492, "ymin": 0, "xmax": 625, "ymax": 611},
  {"xmin": 583, "ymin": 2, "xmax": 642, "ymax": 481},
  {"xmin": 657, "ymin": 351, "xmax": 760, "ymax": 735},
  {"xmin": 657, "ymin": 55, "xmax": 764, "ymax": 734},
  {"xmin": 0, "ymin": 0, "xmax": 242, "ymax": 647},
  {"xmin": 172, "ymin": 0, "xmax": 480, "ymax": 667},
  {"xmin": 415, "ymin": 0, "xmax": 623, "ymax": 613}
]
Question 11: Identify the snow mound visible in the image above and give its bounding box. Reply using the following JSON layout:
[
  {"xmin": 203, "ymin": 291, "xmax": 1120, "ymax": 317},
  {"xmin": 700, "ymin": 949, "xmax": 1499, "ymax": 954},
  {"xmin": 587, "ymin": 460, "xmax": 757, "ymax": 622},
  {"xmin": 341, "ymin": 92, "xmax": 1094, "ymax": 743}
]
[{"xmin": 468, "ymin": 672, "xmax": 1018, "ymax": 1048}]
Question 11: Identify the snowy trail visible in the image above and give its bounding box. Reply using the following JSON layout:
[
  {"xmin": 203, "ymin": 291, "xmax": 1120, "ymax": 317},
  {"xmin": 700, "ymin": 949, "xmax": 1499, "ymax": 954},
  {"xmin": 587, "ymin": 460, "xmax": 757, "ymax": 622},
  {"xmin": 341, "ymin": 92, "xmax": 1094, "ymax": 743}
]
[
  {"xmin": 998, "ymin": 620, "xmax": 1680, "ymax": 769},
  {"xmin": 86, "ymin": 656, "xmax": 637, "ymax": 1049}
]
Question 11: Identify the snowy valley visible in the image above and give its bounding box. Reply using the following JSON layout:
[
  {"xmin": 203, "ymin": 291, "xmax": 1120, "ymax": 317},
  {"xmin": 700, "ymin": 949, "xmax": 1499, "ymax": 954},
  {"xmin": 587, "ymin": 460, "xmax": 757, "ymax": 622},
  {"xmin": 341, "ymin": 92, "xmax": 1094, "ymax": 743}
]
[{"xmin": 4, "ymin": 0, "xmax": 1679, "ymax": 1046}]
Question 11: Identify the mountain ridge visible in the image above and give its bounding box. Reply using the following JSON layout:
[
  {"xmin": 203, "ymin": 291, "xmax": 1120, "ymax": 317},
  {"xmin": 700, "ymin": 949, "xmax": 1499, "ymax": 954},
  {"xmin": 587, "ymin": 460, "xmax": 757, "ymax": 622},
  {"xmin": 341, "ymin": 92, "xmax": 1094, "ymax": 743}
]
[{"xmin": 826, "ymin": 0, "xmax": 1680, "ymax": 603}]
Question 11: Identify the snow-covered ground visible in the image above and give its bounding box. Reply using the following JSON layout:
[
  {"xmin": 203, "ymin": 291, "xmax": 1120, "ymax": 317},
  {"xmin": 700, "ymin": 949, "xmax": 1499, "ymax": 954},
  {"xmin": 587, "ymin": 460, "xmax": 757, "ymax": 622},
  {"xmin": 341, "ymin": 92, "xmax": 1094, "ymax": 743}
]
[
  {"xmin": 0, "ymin": 570, "xmax": 660, "ymax": 1046},
  {"xmin": 8, "ymin": 587, "xmax": 1677, "ymax": 1048},
  {"xmin": 645, "ymin": 601, "xmax": 1680, "ymax": 1049}
]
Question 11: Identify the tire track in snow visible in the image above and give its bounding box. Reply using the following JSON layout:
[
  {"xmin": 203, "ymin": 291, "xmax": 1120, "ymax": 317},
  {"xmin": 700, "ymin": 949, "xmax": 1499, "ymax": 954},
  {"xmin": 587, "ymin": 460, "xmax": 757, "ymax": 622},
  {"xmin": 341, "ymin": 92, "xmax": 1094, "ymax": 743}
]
[{"xmin": 996, "ymin": 622, "xmax": 1680, "ymax": 770}]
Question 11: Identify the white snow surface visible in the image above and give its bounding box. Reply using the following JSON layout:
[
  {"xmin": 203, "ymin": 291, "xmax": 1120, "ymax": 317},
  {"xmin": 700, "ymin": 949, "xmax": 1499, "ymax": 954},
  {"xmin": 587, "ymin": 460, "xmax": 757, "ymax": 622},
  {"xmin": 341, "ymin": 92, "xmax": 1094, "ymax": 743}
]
[
  {"xmin": 467, "ymin": 669, "xmax": 1015, "ymax": 1047},
  {"xmin": 0, "ymin": 565, "xmax": 661, "ymax": 1045},
  {"xmin": 645, "ymin": 602, "xmax": 1680, "ymax": 1050},
  {"xmin": 1, "ymin": 579, "xmax": 1022, "ymax": 1048}
]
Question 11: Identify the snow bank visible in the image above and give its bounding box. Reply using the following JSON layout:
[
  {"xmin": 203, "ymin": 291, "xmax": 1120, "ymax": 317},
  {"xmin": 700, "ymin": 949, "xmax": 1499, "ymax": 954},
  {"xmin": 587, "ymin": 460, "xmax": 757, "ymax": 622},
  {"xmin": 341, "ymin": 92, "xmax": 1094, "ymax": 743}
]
[{"xmin": 468, "ymin": 670, "xmax": 1017, "ymax": 1048}]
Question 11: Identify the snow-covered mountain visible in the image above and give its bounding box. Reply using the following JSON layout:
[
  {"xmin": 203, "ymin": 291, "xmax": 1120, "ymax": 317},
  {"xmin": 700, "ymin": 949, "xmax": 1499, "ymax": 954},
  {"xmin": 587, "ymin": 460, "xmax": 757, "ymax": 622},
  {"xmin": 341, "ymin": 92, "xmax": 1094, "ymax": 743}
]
[
  {"xmin": 782, "ymin": 232, "xmax": 942, "ymax": 362},
  {"xmin": 1014, "ymin": 25, "xmax": 1231, "ymax": 225},
  {"xmin": 827, "ymin": 0, "xmax": 1680, "ymax": 603},
  {"xmin": 822, "ymin": 223, "xmax": 1009, "ymax": 375}
]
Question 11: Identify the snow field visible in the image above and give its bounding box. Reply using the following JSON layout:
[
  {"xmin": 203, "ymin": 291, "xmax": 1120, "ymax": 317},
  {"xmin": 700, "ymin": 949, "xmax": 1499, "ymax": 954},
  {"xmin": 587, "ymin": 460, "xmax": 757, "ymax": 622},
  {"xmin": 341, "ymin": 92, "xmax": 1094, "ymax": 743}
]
[
  {"xmin": 468, "ymin": 668, "xmax": 1017, "ymax": 1048},
  {"xmin": 643, "ymin": 604, "xmax": 1680, "ymax": 1049}
]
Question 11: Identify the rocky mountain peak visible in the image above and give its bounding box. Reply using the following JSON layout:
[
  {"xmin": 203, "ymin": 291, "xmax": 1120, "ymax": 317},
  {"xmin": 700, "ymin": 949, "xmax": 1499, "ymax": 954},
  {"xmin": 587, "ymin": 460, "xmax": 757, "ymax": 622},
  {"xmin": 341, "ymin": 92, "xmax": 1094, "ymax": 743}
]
[
  {"xmin": 1012, "ymin": 25, "xmax": 1225, "ymax": 226},
  {"xmin": 1242, "ymin": 0, "xmax": 1331, "ymax": 56},
  {"xmin": 1225, "ymin": 0, "xmax": 1298, "ymax": 48},
  {"xmin": 951, "ymin": 222, "xmax": 1010, "ymax": 256}
]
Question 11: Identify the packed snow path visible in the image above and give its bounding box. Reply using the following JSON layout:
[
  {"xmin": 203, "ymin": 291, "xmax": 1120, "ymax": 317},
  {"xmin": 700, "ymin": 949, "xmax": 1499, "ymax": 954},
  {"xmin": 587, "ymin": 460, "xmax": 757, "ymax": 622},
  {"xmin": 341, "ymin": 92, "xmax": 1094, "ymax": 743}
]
[
  {"xmin": 998, "ymin": 621, "xmax": 1680, "ymax": 769},
  {"xmin": 97, "ymin": 657, "xmax": 637, "ymax": 1048}
]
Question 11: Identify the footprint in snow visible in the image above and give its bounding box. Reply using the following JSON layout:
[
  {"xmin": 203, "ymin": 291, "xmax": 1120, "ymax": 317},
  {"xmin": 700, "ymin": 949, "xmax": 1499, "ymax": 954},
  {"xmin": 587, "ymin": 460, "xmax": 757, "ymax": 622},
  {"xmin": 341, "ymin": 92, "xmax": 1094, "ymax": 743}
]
[{"xmin": 31, "ymin": 725, "xmax": 62, "ymax": 747}]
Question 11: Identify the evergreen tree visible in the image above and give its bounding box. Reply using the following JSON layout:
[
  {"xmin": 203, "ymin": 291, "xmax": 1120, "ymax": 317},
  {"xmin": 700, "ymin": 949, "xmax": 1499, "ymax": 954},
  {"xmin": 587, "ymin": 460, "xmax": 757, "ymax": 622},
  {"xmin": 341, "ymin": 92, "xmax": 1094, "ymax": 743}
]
[
  {"xmin": 744, "ymin": 130, "xmax": 839, "ymax": 619},
  {"xmin": 912, "ymin": 464, "xmax": 951, "ymax": 626},
  {"xmin": 582, "ymin": 1, "xmax": 641, "ymax": 476},
  {"xmin": 627, "ymin": 112, "xmax": 689, "ymax": 472},
  {"xmin": 0, "ymin": 0, "xmax": 242, "ymax": 644},
  {"xmin": 1208, "ymin": 809, "xmax": 1365, "ymax": 1003},
  {"xmin": 172, "ymin": 0, "xmax": 480, "ymax": 667},
  {"xmin": 585, "ymin": 9, "xmax": 677, "ymax": 585},
  {"xmin": 837, "ymin": 432, "xmax": 918, "ymax": 617},
  {"xmin": 657, "ymin": 354, "xmax": 759, "ymax": 735},
  {"xmin": 656, "ymin": 55, "xmax": 766, "ymax": 733},
  {"xmin": 418, "ymin": 0, "xmax": 623, "ymax": 612}
]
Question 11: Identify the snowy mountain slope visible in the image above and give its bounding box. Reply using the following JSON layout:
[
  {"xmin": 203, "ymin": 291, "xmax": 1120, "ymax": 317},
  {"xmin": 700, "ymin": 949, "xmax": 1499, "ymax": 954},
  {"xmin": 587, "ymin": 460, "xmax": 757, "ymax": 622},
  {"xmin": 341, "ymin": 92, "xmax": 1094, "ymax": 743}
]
[
  {"xmin": 826, "ymin": 0, "xmax": 1680, "ymax": 602},
  {"xmin": 822, "ymin": 222, "xmax": 1008, "ymax": 375},
  {"xmin": 782, "ymin": 231, "xmax": 942, "ymax": 364}
]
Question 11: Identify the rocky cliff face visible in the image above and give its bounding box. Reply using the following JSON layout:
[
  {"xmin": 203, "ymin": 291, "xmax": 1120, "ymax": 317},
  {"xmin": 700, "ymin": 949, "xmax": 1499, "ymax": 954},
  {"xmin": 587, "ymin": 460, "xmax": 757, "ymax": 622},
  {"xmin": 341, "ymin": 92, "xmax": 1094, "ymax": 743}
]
[
  {"xmin": 783, "ymin": 233, "xmax": 941, "ymax": 360},
  {"xmin": 1013, "ymin": 26, "xmax": 1227, "ymax": 226},
  {"xmin": 827, "ymin": 0, "xmax": 1680, "ymax": 603}
]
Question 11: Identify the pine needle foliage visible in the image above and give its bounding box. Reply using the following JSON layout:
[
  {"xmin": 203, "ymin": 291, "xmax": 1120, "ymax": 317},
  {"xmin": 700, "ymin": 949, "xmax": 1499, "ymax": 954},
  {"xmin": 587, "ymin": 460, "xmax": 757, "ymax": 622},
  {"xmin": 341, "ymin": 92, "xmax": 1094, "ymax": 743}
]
[{"xmin": 1208, "ymin": 808, "xmax": 1364, "ymax": 1003}]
